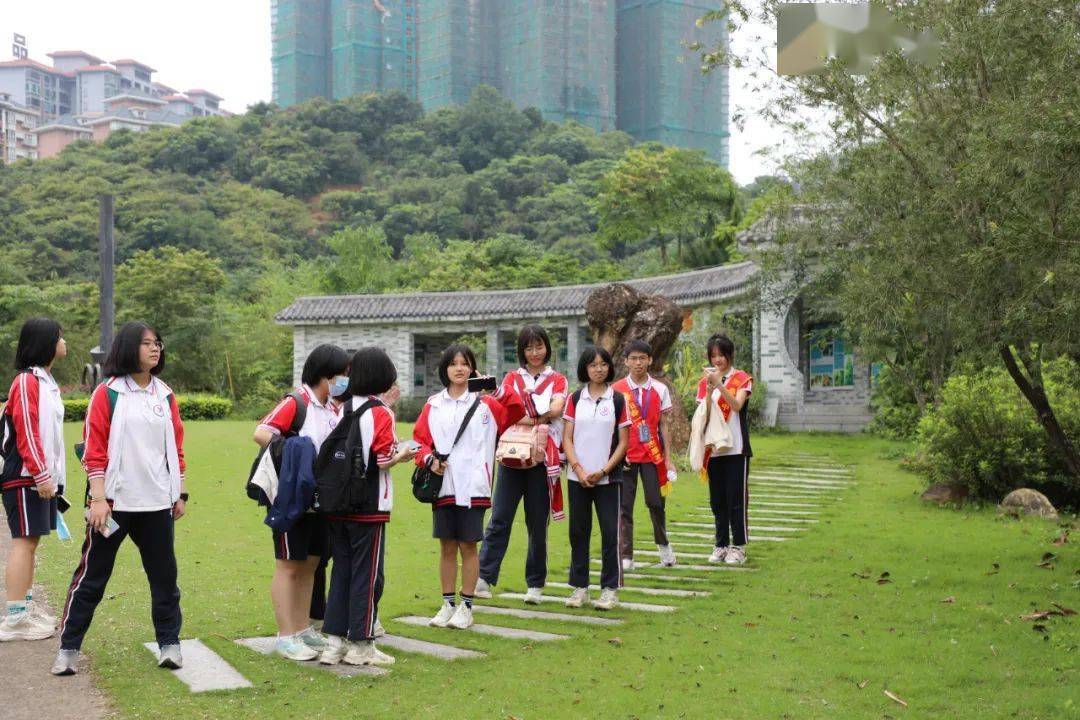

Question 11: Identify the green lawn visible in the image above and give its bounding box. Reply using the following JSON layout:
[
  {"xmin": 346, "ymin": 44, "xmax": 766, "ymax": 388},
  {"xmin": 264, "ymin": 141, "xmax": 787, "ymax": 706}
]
[{"xmin": 34, "ymin": 422, "xmax": 1078, "ymax": 719}]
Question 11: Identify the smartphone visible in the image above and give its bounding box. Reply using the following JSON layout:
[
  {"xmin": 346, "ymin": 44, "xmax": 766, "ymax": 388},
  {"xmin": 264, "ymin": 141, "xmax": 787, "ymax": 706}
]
[
  {"xmin": 84, "ymin": 510, "xmax": 120, "ymax": 538},
  {"xmin": 56, "ymin": 494, "xmax": 71, "ymax": 514},
  {"xmin": 467, "ymin": 375, "xmax": 498, "ymax": 393}
]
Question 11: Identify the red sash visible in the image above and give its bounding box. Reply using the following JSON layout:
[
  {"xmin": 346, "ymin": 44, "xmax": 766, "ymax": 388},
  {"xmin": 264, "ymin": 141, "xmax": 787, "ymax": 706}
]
[{"xmin": 623, "ymin": 390, "xmax": 671, "ymax": 496}]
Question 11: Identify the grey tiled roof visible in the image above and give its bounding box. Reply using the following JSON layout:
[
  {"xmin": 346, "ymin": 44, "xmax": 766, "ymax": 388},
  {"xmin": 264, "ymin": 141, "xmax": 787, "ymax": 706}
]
[{"xmin": 277, "ymin": 261, "xmax": 757, "ymax": 324}]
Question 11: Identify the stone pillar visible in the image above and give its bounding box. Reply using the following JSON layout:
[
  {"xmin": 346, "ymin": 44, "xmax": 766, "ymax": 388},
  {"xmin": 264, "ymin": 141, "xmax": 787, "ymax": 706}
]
[
  {"xmin": 292, "ymin": 326, "xmax": 306, "ymax": 387},
  {"xmin": 485, "ymin": 327, "xmax": 502, "ymax": 377},
  {"xmin": 398, "ymin": 330, "xmax": 415, "ymax": 397},
  {"xmin": 565, "ymin": 320, "xmax": 580, "ymax": 371}
]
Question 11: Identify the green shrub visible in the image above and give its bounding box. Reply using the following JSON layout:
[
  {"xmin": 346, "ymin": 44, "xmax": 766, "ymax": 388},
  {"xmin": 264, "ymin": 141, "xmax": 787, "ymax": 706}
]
[
  {"xmin": 63, "ymin": 397, "xmax": 90, "ymax": 421},
  {"xmin": 62, "ymin": 393, "xmax": 232, "ymax": 421},
  {"xmin": 393, "ymin": 396, "xmax": 427, "ymax": 424},
  {"xmin": 868, "ymin": 365, "xmax": 923, "ymax": 439},
  {"xmin": 915, "ymin": 357, "xmax": 1080, "ymax": 508},
  {"xmin": 178, "ymin": 394, "xmax": 233, "ymax": 420}
]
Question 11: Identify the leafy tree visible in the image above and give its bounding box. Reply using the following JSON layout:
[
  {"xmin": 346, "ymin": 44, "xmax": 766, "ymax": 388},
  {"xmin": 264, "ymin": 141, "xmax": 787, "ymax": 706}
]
[
  {"xmin": 703, "ymin": 0, "xmax": 1080, "ymax": 477},
  {"xmin": 596, "ymin": 146, "xmax": 741, "ymax": 264},
  {"xmin": 321, "ymin": 226, "xmax": 396, "ymax": 294}
]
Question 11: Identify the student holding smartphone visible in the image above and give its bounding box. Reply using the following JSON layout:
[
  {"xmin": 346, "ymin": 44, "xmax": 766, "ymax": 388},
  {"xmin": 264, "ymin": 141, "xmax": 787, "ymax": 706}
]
[
  {"xmin": 52, "ymin": 322, "xmax": 187, "ymax": 676},
  {"xmin": 412, "ymin": 344, "xmax": 524, "ymax": 630},
  {"xmin": 476, "ymin": 325, "xmax": 568, "ymax": 604},
  {"xmin": 1, "ymin": 318, "xmax": 67, "ymax": 643},
  {"xmin": 698, "ymin": 334, "xmax": 753, "ymax": 565}
]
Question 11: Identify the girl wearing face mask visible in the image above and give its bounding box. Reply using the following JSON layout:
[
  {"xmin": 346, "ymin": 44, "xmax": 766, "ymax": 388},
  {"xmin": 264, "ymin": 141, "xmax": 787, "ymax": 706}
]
[{"xmin": 253, "ymin": 344, "xmax": 350, "ymax": 661}]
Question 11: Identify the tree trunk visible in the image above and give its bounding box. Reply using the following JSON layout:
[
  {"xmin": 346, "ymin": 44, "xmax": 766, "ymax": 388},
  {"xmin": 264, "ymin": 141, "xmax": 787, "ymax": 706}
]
[
  {"xmin": 586, "ymin": 283, "xmax": 689, "ymax": 452},
  {"xmin": 999, "ymin": 344, "xmax": 1080, "ymax": 479},
  {"xmin": 656, "ymin": 225, "xmax": 667, "ymax": 264}
]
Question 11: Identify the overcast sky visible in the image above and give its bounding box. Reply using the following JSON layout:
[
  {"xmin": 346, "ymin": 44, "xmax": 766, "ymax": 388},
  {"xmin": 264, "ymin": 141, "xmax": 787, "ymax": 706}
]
[{"xmin": 3, "ymin": 0, "xmax": 798, "ymax": 184}]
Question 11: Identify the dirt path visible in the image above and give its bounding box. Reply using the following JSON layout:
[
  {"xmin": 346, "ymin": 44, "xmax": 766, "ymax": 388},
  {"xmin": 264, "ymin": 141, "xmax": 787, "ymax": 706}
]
[{"xmin": 0, "ymin": 517, "xmax": 110, "ymax": 719}]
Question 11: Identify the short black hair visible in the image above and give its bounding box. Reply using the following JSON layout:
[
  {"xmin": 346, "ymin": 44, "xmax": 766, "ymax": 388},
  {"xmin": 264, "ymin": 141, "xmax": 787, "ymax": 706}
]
[
  {"xmin": 437, "ymin": 343, "xmax": 478, "ymax": 387},
  {"xmin": 103, "ymin": 322, "xmax": 165, "ymax": 377},
  {"xmin": 706, "ymin": 334, "xmax": 735, "ymax": 363},
  {"xmin": 301, "ymin": 344, "xmax": 350, "ymax": 387},
  {"xmin": 576, "ymin": 345, "xmax": 615, "ymax": 384},
  {"xmin": 14, "ymin": 317, "xmax": 62, "ymax": 371},
  {"xmin": 624, "ymin": 339, "xmax": 653, "ymax": 358},
  {"xmin": 517, "ymin": 324, "xmax": 552, "ymax": 367},
  {"xmin": 349, "ymin": 347, "xmax": 397, "ymax": 396}
]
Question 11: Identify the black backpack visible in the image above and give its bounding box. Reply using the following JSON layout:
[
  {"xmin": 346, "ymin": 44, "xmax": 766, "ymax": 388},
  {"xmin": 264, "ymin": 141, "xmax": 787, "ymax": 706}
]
[
  {"xmin": 571, "ymin": 387, "xmax": 627, "ymax": 477},
  {"xmin": 0, "ymin": 371, "xmax": 31, "ymax": 485},
  {"xmin": 246, "ymin": 391, "xmax": 308, "ymax": 504},
  {"xmin": 313, "ymin": 398, "xmax": 381, "ymax": 515}
]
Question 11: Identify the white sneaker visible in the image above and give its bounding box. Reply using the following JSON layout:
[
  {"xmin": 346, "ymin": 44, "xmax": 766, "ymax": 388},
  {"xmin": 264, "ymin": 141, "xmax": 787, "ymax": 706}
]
[
  {"xmin": 709, "ymin": 546, "xmax": 728, "ymax": 564},
  {"xmin": 429, "ymin": 601, "xmax": 456, "ymax": 627},
  {"xmin": 621, "ymin": 557, "xmax": 634, "ymax": 571},
  {"xmin": 274, "ymin": 635, "xmax": 318, "ymax": 661},
  {"xmin": 658, "ymin": 544, "xmax": 677, "ymax": 567},
  {"xmin": 298, "ymin": 626, "xmax": 328, "ymax": 649},
  {"xmin": 0, "ymin": 613, "xmax": 55, "ymax": 642},
  {"xmin": 319, "ymin": 635, "xmax": 347, "ymax": 665},
  {"xmin": 51, "ymin": 648, "xmax": 80, "ymax": 676},
  {"xmin": 523, "ymin": 587, "xmax": 544, "ymax": 605},
  {"xmin": 372, "ymin": 618, "xmax": 386, "ymax": 638},
  {"xmin": 28, "ymin": 600, "xmax": 56, "ymax": 628},
  {"xmin": 343, "ymin": 640, "xmax": 396, "ymax": 667},
  {"xmin": 157, "ymin": 643, "xmax": 183, "ymax": 669},
  {"xmin": 592, "ymin": 588, "xmax": 619, "ymax": 611},
  {"xmin": 724, "ymin": 546, "xmax": 747, "ymax": 565},
  {"xmin": 564, "ymin": 587, "xmax": 588, "ymax": 608},
  {"xmin": 474, "ymin": 578, "xmax": 493, "ymax": 599},
  {"xmin": 446, "ymin": 603, "xmax": 474, "ymax": 630}
]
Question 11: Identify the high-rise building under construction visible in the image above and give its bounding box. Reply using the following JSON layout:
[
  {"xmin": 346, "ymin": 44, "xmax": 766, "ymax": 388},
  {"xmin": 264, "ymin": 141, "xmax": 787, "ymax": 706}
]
[{"xmin": 271, "ymin": 0, "xmax": 728, "ymax": 164}]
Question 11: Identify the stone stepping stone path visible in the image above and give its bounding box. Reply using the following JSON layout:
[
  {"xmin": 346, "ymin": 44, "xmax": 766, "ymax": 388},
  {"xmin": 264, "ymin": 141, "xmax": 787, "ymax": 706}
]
[
  {"xmin": 668, "ymin": 529, "xmax": 803, "ymax": 542},
  {"xmin": 143, "ymin": 639, "xmax": 253, "ymax": 692},
  {"xmin": 472, "ymin": 604, "xmax": 624, "ymax": 626},
  {"xmin": 376, "ymin": 633, "xmax": 485, "ymax": 660},
  {"xmin": 498, "ymin": 592, "xmax": 677, "ymax": 613},
  {"xmin": 545, "ymin": 581, "xmax": 709, "ymax": 598},
  {"xmin": 748, "ymin": 492, "xmax": 829, "ymax": 501},
  {"xmin": 395, "ymin": 615, "xmax": 569, "ymax": 642},
  {"xmin": 590, "ymin": 568, "xmax": 710, "ymax": 583},
  {"xmin": 595, "ymin": 557, "xmax": 756, "ymax": 572},
  {"xmin": 140, "ymin": 455, "xmax": 854, "ymax": 696},
  {"xmin": 235, "ymin": 637, "xmax": 388, "ymax": 677},
  {"xmin": 752, "ymin": 475, "xmax": 848, "ymax": 488}
]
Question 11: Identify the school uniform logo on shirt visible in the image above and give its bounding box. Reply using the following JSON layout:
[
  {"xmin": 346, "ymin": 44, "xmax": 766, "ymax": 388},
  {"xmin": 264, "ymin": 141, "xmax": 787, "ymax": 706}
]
[
  {"xmin": 598, "ymin": 404, "xmax": 610, "ymax": 416},
  {"xmin": 153, "ymin": 404, "xmax": 164, "ymax": 417},
  {"xmin": 480, "ymin": 409, "xmax": 490, "ymax": 424}
]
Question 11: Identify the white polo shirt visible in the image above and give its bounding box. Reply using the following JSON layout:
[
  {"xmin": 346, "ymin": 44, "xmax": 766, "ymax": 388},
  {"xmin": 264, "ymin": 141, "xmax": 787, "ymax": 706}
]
[
  {"xmin": 113, "ymin": 378, "xmax": 172, "ymax": 512},
  {"xmin": 563, "ymin": 385, "xmax": 630, "ymax": 486}
]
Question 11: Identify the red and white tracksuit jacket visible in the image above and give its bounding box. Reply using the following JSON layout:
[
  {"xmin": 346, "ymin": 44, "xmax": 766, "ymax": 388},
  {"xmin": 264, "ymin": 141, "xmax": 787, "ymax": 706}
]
[{"xmin": 413, "ymin": 387, "xmax": 524, "ymax": 509}]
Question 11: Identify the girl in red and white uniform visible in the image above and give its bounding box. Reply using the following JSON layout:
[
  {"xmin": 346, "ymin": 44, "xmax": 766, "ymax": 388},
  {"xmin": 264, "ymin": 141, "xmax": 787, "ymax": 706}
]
[
  {"xmin": 252, "ymin": 343, "xmax": 350, "ymax": 661},
  {"xmin": 317, "ymin": 348, "xmax": 416, "ymax": 668},
  {"xmin": 476, "ymin": 325, "xmax": 568, "ymax": 603},
  {"xmin": 413, "ymin": 344, "xmax": 524, "ymax": 630},
  {"xmin": 54, "ymin": 322, "xmax": 187, "ymax": 676},
  {"xmin": 1, "ymin": 318, "xmax": 67, "ymax": 643},
  {"xmin": 698, "ymin": 334, "xmax": 753, "ymax": 566}
]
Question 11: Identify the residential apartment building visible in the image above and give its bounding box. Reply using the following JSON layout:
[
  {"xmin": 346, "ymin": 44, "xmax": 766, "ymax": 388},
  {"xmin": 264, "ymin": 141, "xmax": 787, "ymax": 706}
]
[
  {"xmin": 0, "ymin": 93, "xmax": 39, "ymax": 163},
  {"xmin": 0, "ymin": 48, "xmax": 227, "ymax": 163},
  {"xmin": 271, "ymin": 0, "xmax": 729, "ymax": 163}
]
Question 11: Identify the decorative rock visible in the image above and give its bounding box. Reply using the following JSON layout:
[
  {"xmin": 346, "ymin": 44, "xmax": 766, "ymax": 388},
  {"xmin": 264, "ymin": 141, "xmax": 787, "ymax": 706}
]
[
  {"xmin": 920, "ymin": 482, "xmax": 969, "ymax": 505},
  {"xmin": 999, "ymin": 488, "xmax": 1058, "ymax": 520}
]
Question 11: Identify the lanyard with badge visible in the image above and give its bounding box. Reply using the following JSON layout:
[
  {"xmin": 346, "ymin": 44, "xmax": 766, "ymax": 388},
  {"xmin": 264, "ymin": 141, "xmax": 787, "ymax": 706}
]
[{"xmin": 631, "ymin": 384, "xmax": 652, "ymax": 443}]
